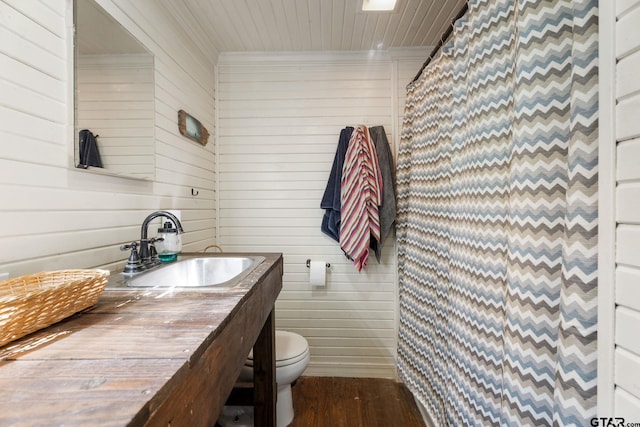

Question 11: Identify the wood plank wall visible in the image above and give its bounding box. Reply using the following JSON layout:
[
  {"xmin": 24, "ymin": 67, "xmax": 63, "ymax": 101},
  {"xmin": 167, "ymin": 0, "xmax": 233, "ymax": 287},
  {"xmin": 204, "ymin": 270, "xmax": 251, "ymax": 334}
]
[
  {"xmin": 0, "ymin": 0, "xmax": 216, "ymax": 277},
  {"xmin": 613, "ymin": 0, "xmax": 640, "ymax": 419},
  {"xmin": 217, "ymin": 51, "xmax": 424, "ymax": 378}
]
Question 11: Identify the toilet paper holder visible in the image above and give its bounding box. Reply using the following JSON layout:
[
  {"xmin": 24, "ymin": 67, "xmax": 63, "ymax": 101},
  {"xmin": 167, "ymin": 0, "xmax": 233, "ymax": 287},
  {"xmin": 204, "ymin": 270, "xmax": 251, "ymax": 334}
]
[{"xmin": 306, "ymin": 259, "xmax": 330, "ymax": 268}]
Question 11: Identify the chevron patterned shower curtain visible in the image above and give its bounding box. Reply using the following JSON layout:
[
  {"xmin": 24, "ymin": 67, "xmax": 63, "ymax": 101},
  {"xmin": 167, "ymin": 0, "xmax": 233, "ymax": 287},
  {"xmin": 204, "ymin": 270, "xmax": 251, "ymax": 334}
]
[{"xmin": 396, "ymin": 0, "xmax": 598, "ymax": 426}]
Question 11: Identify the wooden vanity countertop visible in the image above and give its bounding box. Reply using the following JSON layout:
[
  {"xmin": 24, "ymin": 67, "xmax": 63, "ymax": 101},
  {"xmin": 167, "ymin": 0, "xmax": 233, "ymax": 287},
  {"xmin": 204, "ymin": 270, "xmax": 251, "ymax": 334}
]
[{"xmin": 0, "ymin": 252, "xmax": 283, "ymax": 427}]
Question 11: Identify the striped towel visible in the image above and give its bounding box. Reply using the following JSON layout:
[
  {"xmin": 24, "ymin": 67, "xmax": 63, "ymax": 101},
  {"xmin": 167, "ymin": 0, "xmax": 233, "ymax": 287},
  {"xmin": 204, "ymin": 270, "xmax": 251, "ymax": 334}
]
[{"xmin": 339, "ymin": 125, "xmax": 383, "ymax": 271}]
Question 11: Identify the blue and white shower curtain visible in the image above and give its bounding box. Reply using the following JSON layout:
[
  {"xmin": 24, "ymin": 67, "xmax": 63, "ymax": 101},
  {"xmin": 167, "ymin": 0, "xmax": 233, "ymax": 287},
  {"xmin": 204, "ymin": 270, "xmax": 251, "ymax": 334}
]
[{"xmin": 396, "ymin": 0, "xmax": 598, "ymax": 426}]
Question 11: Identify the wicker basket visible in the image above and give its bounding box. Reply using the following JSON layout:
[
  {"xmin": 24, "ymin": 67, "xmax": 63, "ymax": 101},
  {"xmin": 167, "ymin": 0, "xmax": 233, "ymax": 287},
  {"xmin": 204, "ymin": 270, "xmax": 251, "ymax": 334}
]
[{"xmin": 0, "ymin": 269, "xmax": 110, "ymax": 348}]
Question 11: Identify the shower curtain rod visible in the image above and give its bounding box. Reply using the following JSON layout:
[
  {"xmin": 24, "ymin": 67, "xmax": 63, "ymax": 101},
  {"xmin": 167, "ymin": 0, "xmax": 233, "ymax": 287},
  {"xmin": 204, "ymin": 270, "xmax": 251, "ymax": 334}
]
[{"xmin": 410, "ymin": 2, "xmax": 469, "ymax": 84}]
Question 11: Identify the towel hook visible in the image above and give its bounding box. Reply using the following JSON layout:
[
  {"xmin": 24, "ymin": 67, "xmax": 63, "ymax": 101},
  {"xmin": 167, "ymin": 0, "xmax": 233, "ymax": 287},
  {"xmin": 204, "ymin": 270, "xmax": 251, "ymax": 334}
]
[{"xmin": 191, "ymin": 188, "xmax": 199, "ymax": 196}]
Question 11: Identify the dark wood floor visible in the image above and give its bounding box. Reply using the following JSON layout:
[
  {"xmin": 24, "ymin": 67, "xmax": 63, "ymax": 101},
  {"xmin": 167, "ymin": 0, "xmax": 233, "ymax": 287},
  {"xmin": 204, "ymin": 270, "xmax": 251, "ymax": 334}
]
[{"xmin": 288, "ymin": 377, "xmax": 426, "ymax": 427}]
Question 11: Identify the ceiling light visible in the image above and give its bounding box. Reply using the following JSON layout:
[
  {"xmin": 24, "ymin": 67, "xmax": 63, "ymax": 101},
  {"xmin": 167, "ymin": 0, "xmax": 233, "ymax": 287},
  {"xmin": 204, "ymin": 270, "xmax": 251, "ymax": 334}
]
[{"xmin": 362, "ymin": 0, "xmax": 398, "ymax": 12}]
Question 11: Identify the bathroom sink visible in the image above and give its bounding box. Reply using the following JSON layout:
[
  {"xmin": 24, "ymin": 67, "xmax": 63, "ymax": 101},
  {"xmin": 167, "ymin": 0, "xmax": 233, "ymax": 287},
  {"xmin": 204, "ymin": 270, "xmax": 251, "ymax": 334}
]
[{"xmin": 110, "ymin": 255, "xmax": 265, "ymax": 289}]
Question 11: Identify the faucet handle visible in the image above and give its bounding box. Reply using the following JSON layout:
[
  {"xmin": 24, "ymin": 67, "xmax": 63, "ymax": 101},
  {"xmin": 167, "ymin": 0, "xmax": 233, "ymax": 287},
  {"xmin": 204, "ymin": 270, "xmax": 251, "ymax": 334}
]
[
  {"xmin": 121, "ymin": 241, "xmax": 142, "ymax": 274},
  {"xmin": 147, "ymin": 238, "xmax": 162, "ymax": 261},
  {"xmin": 120, "ymin": 241, "xmax": 136, "ymax": 250}
]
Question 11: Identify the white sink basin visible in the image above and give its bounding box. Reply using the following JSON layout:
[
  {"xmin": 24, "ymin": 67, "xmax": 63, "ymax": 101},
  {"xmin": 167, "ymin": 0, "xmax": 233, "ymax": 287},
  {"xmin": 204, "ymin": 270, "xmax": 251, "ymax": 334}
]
[{"xmin": 112, "ymin": 256, "xmax": 265, "ymax": 288}]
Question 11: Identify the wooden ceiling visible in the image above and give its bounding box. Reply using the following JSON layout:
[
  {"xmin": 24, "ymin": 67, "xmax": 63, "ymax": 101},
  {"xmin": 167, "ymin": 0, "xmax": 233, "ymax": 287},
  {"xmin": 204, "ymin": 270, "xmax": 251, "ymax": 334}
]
[{"xmin": 156, "ymin": 0, "xmax": 467, "ymax": 60}]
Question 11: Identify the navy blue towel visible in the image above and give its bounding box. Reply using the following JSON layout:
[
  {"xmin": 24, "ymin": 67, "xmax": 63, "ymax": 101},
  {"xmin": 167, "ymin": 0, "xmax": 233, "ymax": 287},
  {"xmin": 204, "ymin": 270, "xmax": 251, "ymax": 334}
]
[{"xmin": 320, "ymin": 127, "xmax": 353, "ymax": 241}]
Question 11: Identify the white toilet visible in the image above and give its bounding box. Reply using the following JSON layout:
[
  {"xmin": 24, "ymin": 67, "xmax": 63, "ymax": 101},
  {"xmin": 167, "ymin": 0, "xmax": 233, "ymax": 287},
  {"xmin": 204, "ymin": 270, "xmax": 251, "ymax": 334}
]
[{"xmin": 218, "ymin": 330, "xmax": 310, "ymax": 427}]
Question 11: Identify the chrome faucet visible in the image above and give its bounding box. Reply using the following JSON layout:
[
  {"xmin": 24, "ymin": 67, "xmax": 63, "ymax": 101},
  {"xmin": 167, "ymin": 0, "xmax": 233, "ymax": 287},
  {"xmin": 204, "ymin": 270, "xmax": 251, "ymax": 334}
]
[{"xmin": 121, "ymin": 211, "xmax": 184, "ymax": 274}]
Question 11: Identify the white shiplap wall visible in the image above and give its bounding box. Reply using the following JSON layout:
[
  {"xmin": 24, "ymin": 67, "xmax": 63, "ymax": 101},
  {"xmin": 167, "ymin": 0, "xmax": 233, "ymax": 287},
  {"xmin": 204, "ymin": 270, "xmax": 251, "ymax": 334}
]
[
  {"xmin": 217, "ymin": 51, "xmax": 424, "ymax": 378},
  {"xmin": 605, "ymin": 0, "xmax": 640, "ymax": 419},
  {"xmin": 0, "ymin": 0, "xmax": 216, "ymax": 277}
]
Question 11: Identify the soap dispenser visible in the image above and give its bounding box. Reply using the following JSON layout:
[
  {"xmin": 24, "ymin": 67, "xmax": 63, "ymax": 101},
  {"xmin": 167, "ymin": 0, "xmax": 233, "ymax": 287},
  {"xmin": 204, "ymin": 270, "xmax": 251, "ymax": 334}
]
[{"xmin": 155, "ymin": 221, "xmax": 182, "ymax": 263}]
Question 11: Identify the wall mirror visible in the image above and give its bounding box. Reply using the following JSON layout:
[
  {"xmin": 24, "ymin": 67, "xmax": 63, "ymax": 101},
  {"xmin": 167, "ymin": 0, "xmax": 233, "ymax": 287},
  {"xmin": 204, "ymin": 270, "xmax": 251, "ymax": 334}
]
[{"xmin": 74, "ymin": 0, "xmax": 155, "ymax": 180}]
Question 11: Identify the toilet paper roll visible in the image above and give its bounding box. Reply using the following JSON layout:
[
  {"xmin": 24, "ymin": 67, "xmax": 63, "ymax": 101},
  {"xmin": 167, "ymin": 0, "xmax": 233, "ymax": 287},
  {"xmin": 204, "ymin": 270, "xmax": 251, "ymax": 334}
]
[{"xmin": 309, "ymin": 260, "xmax": 326, "ymax": 287}]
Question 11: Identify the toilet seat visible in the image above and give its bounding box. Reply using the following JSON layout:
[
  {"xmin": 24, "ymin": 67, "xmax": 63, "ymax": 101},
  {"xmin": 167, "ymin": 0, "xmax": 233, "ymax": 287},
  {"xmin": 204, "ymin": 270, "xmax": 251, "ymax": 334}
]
[{"xmin": 245, "ymin": 330, "xmax": 309, "ymax": 368}]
